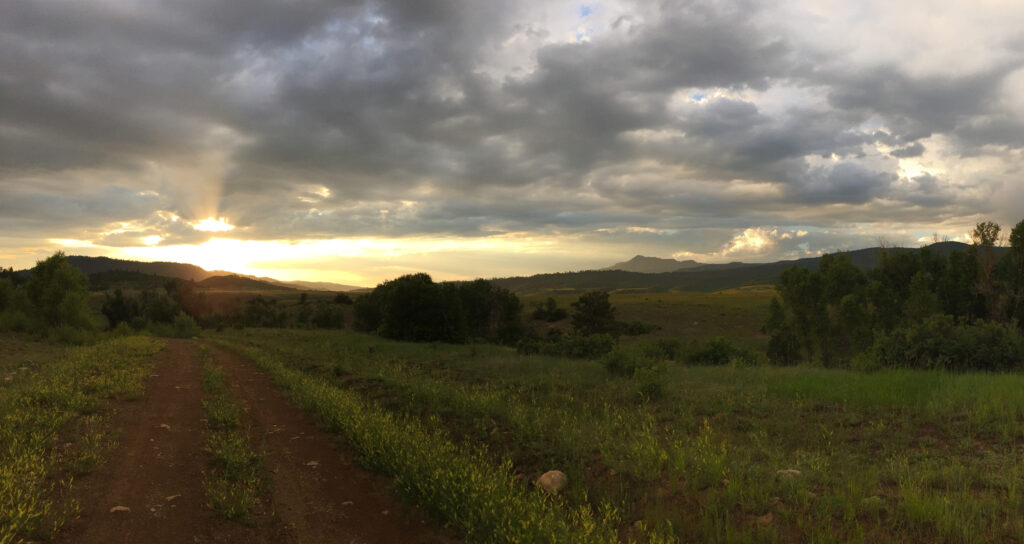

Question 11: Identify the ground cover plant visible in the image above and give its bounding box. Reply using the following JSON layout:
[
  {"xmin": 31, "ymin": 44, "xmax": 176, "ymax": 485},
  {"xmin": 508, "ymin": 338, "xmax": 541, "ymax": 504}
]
[
  {"xmin": 198, "ymin": 346, "xmax": 269, "ymax": 522},
  {"xmin": 214, "ymin": 325, "xmax": 1024, "ymax": 543},
  {"xmin": 0, "ymin": 336, "xmax": 162, "ymax": 544}
]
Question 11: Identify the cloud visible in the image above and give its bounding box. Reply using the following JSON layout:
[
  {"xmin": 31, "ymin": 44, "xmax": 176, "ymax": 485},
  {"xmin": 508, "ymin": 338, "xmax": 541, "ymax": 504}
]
[{"xmin": 2, "ymin": 0, "xmax": 1024, "ymax": 279}]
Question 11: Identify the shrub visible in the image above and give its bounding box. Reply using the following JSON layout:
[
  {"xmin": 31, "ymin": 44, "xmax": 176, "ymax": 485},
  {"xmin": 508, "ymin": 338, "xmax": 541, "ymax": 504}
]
[
  {"xmin": 539, "ymin": 333, "xmax": 616, "ymax": 359},
  {"xmin": 641, "ymin": 338, "xmax": 684, "ymax": 361},
  {"xmin": 600, "ymin": 349, "xmax": 638, "ymax": 376},
  {"xmin": 311, "ymin": 302, "xmax": 345, "ymax": 329},
  {"xmin": 686, "ymin": 337, "xmax": 736, "ymax": 366},
  {"xmin": 620, "ymin": 320, "xmax": 658, "ymax": 336},
  {"xmin": 633, "ymin": 361, "xmax": 667, "ymax": 401},
  {"xmin": 172, "ymin": 311, "xmax": 201, "ymax": 338},
  {"xmin": 872, "ymin": 314, "xmax": 1024, "ymax": 372}
]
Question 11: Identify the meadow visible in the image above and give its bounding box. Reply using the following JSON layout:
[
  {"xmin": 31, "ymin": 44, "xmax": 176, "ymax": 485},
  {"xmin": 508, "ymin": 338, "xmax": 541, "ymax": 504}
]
[{"xmin": 212, "ymin": 320, "xmax": 1024, "ymax": 543}]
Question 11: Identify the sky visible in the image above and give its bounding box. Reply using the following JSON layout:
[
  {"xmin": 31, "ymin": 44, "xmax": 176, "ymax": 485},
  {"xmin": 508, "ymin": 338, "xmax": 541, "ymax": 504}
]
[{"xmin": 2, "ymin": 0, "xmax": 1023, "ymax": 286}]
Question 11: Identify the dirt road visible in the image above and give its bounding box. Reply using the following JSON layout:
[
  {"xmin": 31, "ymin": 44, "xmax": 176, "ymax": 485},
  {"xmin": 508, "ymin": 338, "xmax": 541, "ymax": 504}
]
[{"xmin": 55, "ymin": 339, "xmax": 455, "ymax": 544}]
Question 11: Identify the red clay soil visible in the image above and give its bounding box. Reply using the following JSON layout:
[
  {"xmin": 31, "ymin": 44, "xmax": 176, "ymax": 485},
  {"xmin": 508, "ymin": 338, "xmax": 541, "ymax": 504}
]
[{"xmin": 54, "ymin": 339, "xmax": 457, "ymax": 544}]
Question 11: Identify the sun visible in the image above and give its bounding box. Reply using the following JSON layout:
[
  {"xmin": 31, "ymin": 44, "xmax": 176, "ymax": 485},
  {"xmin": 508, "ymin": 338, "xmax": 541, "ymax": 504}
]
[{"xmin": 192, "ymin": 217, "xmax": 236, "ymax": 232}]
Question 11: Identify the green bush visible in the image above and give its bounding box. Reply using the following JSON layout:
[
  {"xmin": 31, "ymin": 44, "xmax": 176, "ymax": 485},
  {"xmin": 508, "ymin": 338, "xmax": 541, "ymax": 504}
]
[
  {"xmin": 632, "ymin": 361, "xmax": 667, "ymax": 401},
  {"xmin": 600, "ymin": 349, "xmax": 638, "ymax": 376},
  {"xmin": 686, "ymin": 337, "xmax": 735, "ymax": 366},
  {"xmin": 538, "ymin": 333, "xmax": 616, "ymax": 359},
  {"xmin": 872, "ymin": 314, "xmax": 1024, "ymax": 372},
  {"xmin": 172, "ymin": 311, "xmax": 201, "ymax": 338}
]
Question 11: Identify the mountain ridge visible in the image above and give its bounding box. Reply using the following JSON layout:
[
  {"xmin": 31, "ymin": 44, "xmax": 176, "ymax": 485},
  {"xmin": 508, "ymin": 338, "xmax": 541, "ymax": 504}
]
[{"xmin": 62, "ymin": 256, "xmax": 364, "ymax": 292}]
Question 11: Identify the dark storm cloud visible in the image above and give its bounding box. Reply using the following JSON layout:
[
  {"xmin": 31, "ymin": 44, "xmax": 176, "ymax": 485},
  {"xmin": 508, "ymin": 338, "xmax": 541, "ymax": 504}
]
[{"xmin": 2, "ymin": 0, "xmax": 1023, "ymax": 263}]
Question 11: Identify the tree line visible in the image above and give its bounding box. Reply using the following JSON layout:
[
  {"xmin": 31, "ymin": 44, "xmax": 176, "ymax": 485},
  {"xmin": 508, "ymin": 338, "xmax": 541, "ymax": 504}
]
[{"xmin": 765, "ymin": 219, "xmax": 1024, "ymax": 370}]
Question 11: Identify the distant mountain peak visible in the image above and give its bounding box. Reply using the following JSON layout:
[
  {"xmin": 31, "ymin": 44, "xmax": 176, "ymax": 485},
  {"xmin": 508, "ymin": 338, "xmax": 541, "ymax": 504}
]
[{"xmin": 603, "ymin": 255, "xmax": 704, "ymax": 274}]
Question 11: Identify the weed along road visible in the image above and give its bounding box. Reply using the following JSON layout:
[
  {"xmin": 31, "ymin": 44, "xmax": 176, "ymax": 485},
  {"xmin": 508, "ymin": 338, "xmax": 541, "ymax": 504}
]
[{"xmin": 54, "ymin": 339, "xmax": 453, "ymax": 544}]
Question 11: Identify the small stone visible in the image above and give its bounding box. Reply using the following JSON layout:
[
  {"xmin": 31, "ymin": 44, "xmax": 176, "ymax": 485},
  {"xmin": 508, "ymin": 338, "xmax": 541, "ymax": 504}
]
[
  {"xmin": 159, "ymin": 423, "xmax": 171, "ymax": 430},
  {"xmin": 536, "ymin": 470, "xmax": 568, "ymax": 494},
  {"xmin": 776, "ymin": 469, "xmax": 801, "ymax": 480},
  {"xmin": 166, "ymin": 494, "xmax": 181, "ymax": 502},
  {"xmin": 341, "ymin": 501, "xmax": 354, "ymax": 506},
  {"xmin": 306, "ymin": 460, "xmax": 320, "ymax": 468},
  {"xmin": 757, "ymin": 512, "xmax": 773, "ymax": 526},
  {"xmin": 110, "ymin": 506, "xmax": 131, "ymax": 513}
]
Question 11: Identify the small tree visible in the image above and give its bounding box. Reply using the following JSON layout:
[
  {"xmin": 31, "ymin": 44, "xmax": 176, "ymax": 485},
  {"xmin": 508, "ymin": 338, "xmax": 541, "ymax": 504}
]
[
  {"xmin": 571, "ymin": 290, "xmax": 617, "ymax": 336},
  {"xmin": 24, "ymin": 251, "xmax": 92, "ymax": 329}
]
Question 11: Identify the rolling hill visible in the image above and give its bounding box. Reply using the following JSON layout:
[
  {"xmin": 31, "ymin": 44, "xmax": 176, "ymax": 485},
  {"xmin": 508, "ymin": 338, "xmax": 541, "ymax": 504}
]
[
  {"xmin": 494, "ymin": 242, "xmax": 996, "ymax": 294},
  {"xmin": 61, "ymin": 256, "xmax": 364, "ymax": 292}
]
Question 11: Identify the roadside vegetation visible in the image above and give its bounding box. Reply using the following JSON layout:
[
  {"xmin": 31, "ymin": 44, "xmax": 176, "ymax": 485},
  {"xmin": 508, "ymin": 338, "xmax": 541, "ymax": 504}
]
[
  {"xmin": 198, "ymin": 346, "xmax": 268, "ymax": 523},
  {"xmin": 0, "ymin": 336, "xmax": 162, "ymax": 544}
]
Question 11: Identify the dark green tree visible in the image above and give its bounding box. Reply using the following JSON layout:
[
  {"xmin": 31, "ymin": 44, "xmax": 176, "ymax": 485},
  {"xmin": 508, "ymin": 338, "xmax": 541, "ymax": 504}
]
[
  {"xmin": 101, "ymin": 288, "xmax": 140, "ymax": 328},
  {"xmin": 24, "ymin": 251, "xmax": 92, "ymax": 329},
  {"xmin": 570, "ymin": 290, "xmax": 617, "ymax": 336}
]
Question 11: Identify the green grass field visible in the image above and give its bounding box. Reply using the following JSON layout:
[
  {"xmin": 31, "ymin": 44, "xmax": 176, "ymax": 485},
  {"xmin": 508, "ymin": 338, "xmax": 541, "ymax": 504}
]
[
  {"xmin": 212, "ymin": 321, "xmax": 1024, "ymax": 543},
  {"xmin": 523, "ymin": 287, "xmax": 775, "ymax": 349}
]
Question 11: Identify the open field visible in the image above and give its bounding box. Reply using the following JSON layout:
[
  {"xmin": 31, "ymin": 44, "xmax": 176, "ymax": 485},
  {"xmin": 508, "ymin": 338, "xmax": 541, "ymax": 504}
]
[
  {"xmin": 214, "ymin": 327, "xmax": 1024, "ymax": 543},
  {"xmin": 523, "ymin": 286, "xmax": 775, "ymax": 349}
]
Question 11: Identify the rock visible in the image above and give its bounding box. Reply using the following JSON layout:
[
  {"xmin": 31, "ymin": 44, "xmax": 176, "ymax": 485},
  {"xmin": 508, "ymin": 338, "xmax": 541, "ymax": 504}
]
[
  {"xmin": 305, "ymin": 460, "xmax": 320, "ymax": 468},
  {"xmin": 536, "ymin": 470, "xmax": 568, "ymax": 494},
  {"xmin": 159, "ymin": 423, "xmax": 171, "ymax": 430},
  {"xmin": 341, "ymin": 501, "xmax": 354, "ymax": 506},
  {"xmin": 776, "ymin": 469, "xmax": 801, "ymax": 480},
  {"xmin": 165, "ymin": 494, "xmax": 181, "ymax": 502},
  {"xmin": 110, "ymin": 506, "xmax": 131, "ymax": 513},
  {"xmin": 757, "ymin": 512, "xmax": 773, "ymax": 526}
]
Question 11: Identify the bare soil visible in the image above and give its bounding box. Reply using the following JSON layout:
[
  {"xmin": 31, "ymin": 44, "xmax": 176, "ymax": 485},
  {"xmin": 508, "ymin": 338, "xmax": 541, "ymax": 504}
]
[{"xmin": 54, "ymin": 339, "xmax": 456, "ymax": 544}]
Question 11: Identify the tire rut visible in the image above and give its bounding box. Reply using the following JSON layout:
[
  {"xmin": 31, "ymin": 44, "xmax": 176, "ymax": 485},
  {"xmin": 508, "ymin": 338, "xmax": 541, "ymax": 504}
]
[{"xmin": 206, "ymin": 342, "xmax": 457, "ymax": 544}]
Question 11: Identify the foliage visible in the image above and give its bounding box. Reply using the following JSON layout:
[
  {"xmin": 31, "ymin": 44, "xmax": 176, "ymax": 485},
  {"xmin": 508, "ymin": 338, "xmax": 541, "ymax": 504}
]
[
  {"xmin": 531, "ymin": 297, "xmax": 568, "ymax": 322},
  {"xmin": 766, "ymin": 219, "xmax": 1024, "ymax": 370},
  {"xmin": 23, "ymin": 252, "xmax": 93, "ymax": 330},
  {"xmin": 872, "ymin": 315, "xmax": 1024, "ymax": 372},
  {"xmin": 0, "ymin": 277, "xmax": 11, "ymax": 312},
  {"xmin": 310, "ymin": 301, "xmax": 345, "ymax": 329},
  {"xmin": 536, "ymin": 333, "xmax": 616, "ymax": 359},
  {"xmin": 570, "ymin": 290, "xmax": 618, "ymax": 336},
  {"xmin": 353, "ymin": 274, "xmax": 524, "ymax": 345}
]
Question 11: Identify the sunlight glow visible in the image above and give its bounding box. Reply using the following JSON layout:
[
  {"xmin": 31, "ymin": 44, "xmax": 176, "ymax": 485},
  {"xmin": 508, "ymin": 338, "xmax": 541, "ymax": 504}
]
[{"xmin": 192, "ymin": 217, "xmax": 236, "ymax": 232}]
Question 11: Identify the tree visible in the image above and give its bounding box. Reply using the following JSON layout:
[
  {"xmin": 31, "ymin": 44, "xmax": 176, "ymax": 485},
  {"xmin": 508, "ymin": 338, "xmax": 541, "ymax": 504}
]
[
  {"xmin": 1004, "ymin": 219, "xmax": 1024, "ymax": 325},
  {"xmin": 24, "ymin": 251, "xmax": 92, "ymax": 329},
  {"xmin": 571, "ymin": 290, "xmax": 617, "ymax": 336},
  {"xmin": 0, "ymin": 276, "xmax": 11, "ymax": 312},
  {"xmin": 101, "ymin": 288, "xmax": 140, "ymax": 328},
  {"xmin": 971, "ymin": 221, "xmax": 1002, "ymax": 319}
]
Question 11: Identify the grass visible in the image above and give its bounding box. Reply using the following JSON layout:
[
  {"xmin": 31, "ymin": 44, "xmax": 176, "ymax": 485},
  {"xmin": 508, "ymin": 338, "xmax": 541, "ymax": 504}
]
[
  {"xmin": 0, "ymin": 335, "xmax": 163, "ymax": 544},
  {"xmin": 198, "ymin": 346, "xmax": 268, "ymax": 523},
  {"xmin": 523, "ymin": 288, "xmax": 775, "ymax": 349},
  {"xmin": 213, "ymin": 326, "xmax": 1024, "ymax": 543}
]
